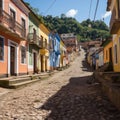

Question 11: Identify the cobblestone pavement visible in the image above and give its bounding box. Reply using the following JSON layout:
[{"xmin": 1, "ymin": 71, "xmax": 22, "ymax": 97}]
[{"xmin": 0, "ymin": 49, "xmax": 120, "ymax": 120}]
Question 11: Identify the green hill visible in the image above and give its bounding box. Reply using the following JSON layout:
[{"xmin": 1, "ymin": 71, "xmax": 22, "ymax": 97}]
[{"xmin": 43, "ymin": 15, "xmax": 110, "ymax": 42}]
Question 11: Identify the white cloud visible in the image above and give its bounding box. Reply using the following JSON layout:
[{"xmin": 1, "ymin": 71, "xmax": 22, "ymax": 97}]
[
  {"xmin": 102, "ymin": 11, "xmax": 111, "ymax": 19},
  {"xmin": 66, "ymin": 9, "xmax": 78, "ymax": 18}
]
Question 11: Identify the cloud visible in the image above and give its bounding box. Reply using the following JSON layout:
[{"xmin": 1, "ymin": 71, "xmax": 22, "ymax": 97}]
[
  {"xmin": 66, "ymin": 9, "xmax": 78, "ymax": 18},
  {"xmin": 102, "ymin": 11, "xmax": 111, "ymax": 19}
]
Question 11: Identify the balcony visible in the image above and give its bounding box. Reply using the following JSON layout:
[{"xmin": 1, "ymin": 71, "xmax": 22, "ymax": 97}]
[
  {"xmin": 0, "ymin": 9, "xmax": 26, "ymax": 39},
  {"xmin": 110, "ymin": 9, "xmax": 120, "ymax": 34},
  {"xmin": 28, "ymin": 33, "xmax": 42, "ymax": 47},
  {"xmin": 42, "ymin": 41, "xmax": 49, "ymax": 49}
]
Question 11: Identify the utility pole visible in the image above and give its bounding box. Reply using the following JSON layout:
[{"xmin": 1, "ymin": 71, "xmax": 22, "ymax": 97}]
[{"xmin": 94, "ymin": 0, "xmax": 99, "ymax": 21}]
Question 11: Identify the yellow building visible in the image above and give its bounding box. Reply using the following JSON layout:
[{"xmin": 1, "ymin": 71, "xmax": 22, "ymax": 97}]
[
  {"xmin": 103, "ymin": 39, "xmax": 113, "ymax": 64},
  {"xmin": 107, "ymin": 0, "xmax": 120, "ymax": 72},
  {"xmin": 39, "ymin": 23, "xmax": 50, "ymax": 72},
  {"xmin": 60, "ymin": 40, "xmax": 67, "ymax": 67}
]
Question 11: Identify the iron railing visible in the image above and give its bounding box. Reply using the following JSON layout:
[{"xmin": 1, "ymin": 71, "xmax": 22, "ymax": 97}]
[{"xmin": 28, "ymin": 33, "xmax": 42, "ymax": 47}]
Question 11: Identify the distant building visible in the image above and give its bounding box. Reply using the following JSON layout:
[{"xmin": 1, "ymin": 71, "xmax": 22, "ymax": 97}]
[
  {"xmin": 49, "ymin": 32, "xmax": 61, "ymax": 70},
  {"xmin": 61, "ymin": 33, "xmax": 78, "ymax": 53}
]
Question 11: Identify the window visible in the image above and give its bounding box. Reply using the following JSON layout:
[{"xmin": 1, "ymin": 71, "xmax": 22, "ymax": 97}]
[
  {"xmin": 10, "ymin": 8, "xmax": 16, "ymax": 20},
  {"xmin": 114, "ymin": 44, "xmax": 118, "ymax": 64},
  {"xmin": 21, "ymin": 18, "xmax": 26, "ymax": 37},
  {"xmin": 0, "ymin": 36, "xmax": 4, "ymax": 61},
  {"xmin": 21, "ymin": 18, "xmax": 26, "ymax": 28},
  {"xmin": 10, "ymin": 8, "xmax": 16, "ymax": 29},
  {"xmin": 49, "ymin": 39, "xmax": 53, "ymax": 49},
  {"xmin": 21, "ymin": 46, "xmax": 26, "ymax": 64}
]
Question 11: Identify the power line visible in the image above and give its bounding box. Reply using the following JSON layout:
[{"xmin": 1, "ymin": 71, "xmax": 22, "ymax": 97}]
[
  {"xmin": 93, "ymin": 0, "xmax": 99, "ymax": 21},
  {"xmin": 44, "ymin": 0, "xmax": 57, "ymax": 15},
  {"xmin": 89, "ymin": 0, "xmax": 93, "ymax": 19}
]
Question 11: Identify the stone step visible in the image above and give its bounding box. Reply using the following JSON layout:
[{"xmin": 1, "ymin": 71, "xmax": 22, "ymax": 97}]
[
  {"xmin": 0, "ymin": 75, "xmax": 30, "ymax": 81},
  {"xmin": 9, "ymin": 76, "xmax": 32, "ymax": 85},
  {"xmin": 9, "ymin": 79, "xmax": 40, "ymax": 89},
  {"xmin": 0, "ymin": 73, "xmax": 51, "ymax": 88}
]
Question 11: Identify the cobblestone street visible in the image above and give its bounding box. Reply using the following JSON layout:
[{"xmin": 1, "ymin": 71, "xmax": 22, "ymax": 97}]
[{"xmin": 0, "ymin": 49, "xmax": 120, "ymax": 120}]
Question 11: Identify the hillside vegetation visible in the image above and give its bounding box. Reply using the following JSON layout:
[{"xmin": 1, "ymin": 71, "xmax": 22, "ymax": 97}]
[
  {"xmin": 43, "ymin": 15, "xmax": 110, "ymax": 41},
  {"xmin": 25, "ymin": 2, "xmax": 110, "ymax": 42}
]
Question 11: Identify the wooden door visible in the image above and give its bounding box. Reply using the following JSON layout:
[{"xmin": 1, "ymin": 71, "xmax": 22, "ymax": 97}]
[
  {"xmin": 33, "ymin": 53, "xmax": 37, "ymax": 73},
  {"xmin": 41, "ymin": 55, "xmax": 43, "ymax": 72},
  {"xmin": 10, "ymin": 46, "xmax": 15, "ymax": 75},
  {"xmin": 45, "ymin": 57, "xmax": 47, "ymax": 71},
  {"xmin": 109, "ymin": 47, "xmax": 112, "ymax": 63}
]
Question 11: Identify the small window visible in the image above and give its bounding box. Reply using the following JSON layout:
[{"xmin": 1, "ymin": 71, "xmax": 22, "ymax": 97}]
[
  {"xmin": 10, "ymin": 8, "xmax": 16, "ymax": 20},
  {"xmin": 21, "ymin": 46, "xmax": 26, "ymax": 64},
  {"xmin": 0, "ymin": 37, "xmax": 4, "ymax": 61}
]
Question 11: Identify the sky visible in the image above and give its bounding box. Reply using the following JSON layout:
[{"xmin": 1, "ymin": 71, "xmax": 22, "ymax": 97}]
[{"xmin": 24, "ymin": 0, "xmax": 111, "ymax": 26}]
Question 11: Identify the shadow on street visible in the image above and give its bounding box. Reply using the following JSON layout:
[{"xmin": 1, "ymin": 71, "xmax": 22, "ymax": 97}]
[
  {"xmin": 81, "ymin": 60, "xmax": 93, "ymax": 72},
  {"xmin": 39, "ymin": 75, "xmax": 120, "ymax": 120}
]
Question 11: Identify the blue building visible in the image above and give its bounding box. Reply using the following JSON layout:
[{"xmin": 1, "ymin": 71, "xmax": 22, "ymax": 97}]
[{"xmin": 49, "ymin": 32, "xmax": 61, "ymax": 70}]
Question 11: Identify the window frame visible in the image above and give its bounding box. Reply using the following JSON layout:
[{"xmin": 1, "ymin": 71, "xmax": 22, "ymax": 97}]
[
  {"xmin": 10, "ymin": 8, "xmax": 16, "ymax": 20},
  {"xmin": 21, "ymin": 17, "xmax": 26, "ymax": 28},
  {"xmin": 21, "ymin": 46, "xmax": 26, "ymax": 64},
  {"xmin": 0, "ymin": 36, "xmax": 4, "ymax": 62}
]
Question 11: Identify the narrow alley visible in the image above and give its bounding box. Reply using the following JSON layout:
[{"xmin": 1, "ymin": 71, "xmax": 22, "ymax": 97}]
[{"xmin": 0, "ymin": 49, "xmax": 120, "ymax": 120}]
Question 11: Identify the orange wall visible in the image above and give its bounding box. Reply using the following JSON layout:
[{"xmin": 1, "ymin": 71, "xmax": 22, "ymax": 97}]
[
  {"xmin": 0, "ymin": 35, "xmax": 8, "ymax": 74},
  {"xmin": 0, "ymin": 31, "xmax": 28, "ymax": 75},
  {"xmin": 0, "ymin": 0, "xmax": 29, "ymax": 75},
  {"xmin": 3, "ymin": 0, "xmax": 29, "ymax": 35}
]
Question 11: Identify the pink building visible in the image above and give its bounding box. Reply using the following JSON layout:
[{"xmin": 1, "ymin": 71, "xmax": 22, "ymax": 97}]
[{"xmin": 0, "ymin": 0, "xmax": 29, "ymax": 77}]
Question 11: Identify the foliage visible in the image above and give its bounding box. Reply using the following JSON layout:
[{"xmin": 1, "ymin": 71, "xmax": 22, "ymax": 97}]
[
  {"xmin": 25, "ymin": 2, "xmax": 44, "ymax": 23},
  {"xmin": 24, "ymin": 2, "xmax": 110, "ymax": 42},
  {"xmin": 43, "ymin": 16, "xmax": 110, "ymax": 41}
]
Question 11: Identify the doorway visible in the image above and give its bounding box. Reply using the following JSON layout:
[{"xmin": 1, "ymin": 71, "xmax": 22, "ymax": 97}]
[
  {"xmin": 109, "ymin": 47, "xmax": 113, "ymax": 71},
  {"xmin": 109, "ymin": 47, "xmax": 112, "ymax": 63},
  {"xmin": 41, "ymin": 55, "xmax": 43, "ymax": 72},
  {"xmin": 10, "ymin": 46, "xmax": 15, "ymax": 75},
  {"xmin": 45, "ymin": 57, "xmax": 47, "ymax": 71},
  {"xmin": 33, "ymin": 52, "xmax": 37, "ymax": 73}
]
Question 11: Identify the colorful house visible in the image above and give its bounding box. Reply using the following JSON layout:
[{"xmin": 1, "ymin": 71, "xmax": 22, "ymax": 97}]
[
  {"xmin": 103, "ymin": 39, "xmax": 113, "ymax": 65},
  {"xmin": 60, "ymin": 40, "xmax": 67, "ymax": 67},
  {"xmin": 39, "ymin": 23, "xmax": 50, "ymax": 72},
  {"xmin": 107, "ymin": 0, "xmax": 120, "ymax": 72},
  {"xmin": 0, "ymin": 0, "xmax": 29, "ymax": 77},
  {"xmin": 27, "ymin": 8, "xmax": 41, "ymax": 74},
  {"xmin": 49, "ymin": 32, "xmax": 61, "ymax": 70}
]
